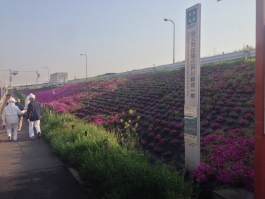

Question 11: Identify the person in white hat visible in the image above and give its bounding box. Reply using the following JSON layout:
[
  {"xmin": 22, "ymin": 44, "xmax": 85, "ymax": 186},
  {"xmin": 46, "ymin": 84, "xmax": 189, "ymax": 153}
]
[
  {"xmin": 15, "ymin": 98, "xmax": 25, "ymax": 132},
  {"xmin": 26, "ymin": 94, "xmax": 42, "ymax": 140},
  {"xmin": 5, "ymin": 93, "xmax": 12, "ymax": 106},
  {"xmin": 24, "ymin": 93, "xmax": 33, "ymax": 110},
  {"xmin": 2, "ymin": 98, "xmax": 27, "ymax": 140}
]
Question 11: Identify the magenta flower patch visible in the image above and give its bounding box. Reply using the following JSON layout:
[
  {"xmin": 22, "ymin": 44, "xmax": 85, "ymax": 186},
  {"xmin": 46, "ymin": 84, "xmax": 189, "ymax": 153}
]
[{"xmin": 22, "ymin": 61, "xmax": 255, "ymax": 192}]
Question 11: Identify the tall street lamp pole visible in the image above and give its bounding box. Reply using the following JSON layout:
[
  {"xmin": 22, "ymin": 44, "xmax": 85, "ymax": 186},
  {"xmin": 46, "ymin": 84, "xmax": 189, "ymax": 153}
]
[
  {"xmin": 43, "ymin": 66, "xmax": 49, "ymax": 82},
  {"xmin": 9, "ymin": 69, "xmax": 18, "ymax": 88},
  {"xmin": 164, "ymin": 18, "xmax": 175, "ymax": 64},
  {"xmin": 80, "ymin": 54, "xmax": 87, "ymax": 79}
]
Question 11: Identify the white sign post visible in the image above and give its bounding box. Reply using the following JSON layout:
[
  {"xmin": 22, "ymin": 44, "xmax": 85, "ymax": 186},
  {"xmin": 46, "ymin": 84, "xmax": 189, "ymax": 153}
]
[{"xmin": 184, "ymin": 3, "xmax": 201, "ymax": 172}]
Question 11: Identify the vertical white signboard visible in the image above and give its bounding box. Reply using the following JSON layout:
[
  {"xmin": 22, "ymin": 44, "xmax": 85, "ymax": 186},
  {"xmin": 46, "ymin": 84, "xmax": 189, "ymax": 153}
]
[{"xmin": 184, "ymin": 3, "xmax": 201, "ymax": 172}]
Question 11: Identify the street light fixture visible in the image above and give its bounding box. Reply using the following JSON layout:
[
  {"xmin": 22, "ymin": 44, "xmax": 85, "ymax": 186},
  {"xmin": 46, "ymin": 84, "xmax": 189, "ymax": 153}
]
[
  {"xmin": 164, "ymin": 18, "xmax": 175, "ymax": 64},
  {"xmin": 43, "ymin": 66, "xmax": 49, "ymax": 82},
  {"xmin": 80, "ymin": 54, "xmax": 87, "ymax": 79},
  {"xmin": 9, "ymin": 69, "xmax": 18, "ymax": 87}
]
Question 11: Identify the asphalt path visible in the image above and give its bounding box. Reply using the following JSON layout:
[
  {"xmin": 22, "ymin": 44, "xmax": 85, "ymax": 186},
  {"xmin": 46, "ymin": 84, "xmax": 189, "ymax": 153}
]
[{"xmin": 0, "ymin": 109, "xmax": 96, "ymax": 199}]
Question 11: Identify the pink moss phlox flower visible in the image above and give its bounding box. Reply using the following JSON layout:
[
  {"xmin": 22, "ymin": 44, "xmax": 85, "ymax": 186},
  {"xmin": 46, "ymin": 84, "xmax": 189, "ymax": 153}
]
[
  {"xmin": 226, "ymin": 88, "xmax": 234, "ymax": 94},
  {"xmin": 154, "ymin": 134, "xmax": 162, "ymax": 140},
  {"xmin": 169, "ymin": 130, "xmax": 177, "ymax": 136},
  {"xmin": 214, "ymin": 105, "xmax": 221, "ymax": 110},
  {"xmin": 147, "ymin": 132, "xmax": 155, "ymax": 137},
  {"xmin": 158, "ymin": 138, "xmax": 166, "ymax": 146},
  {"xmin": 154, "ymin": 147, "xmax": 163, "ymax": 153},
  {"xmin": 200, "ymin": 128, "xmax": 254, "ymax": 190},
  {"xmin": 192, "ymin": 162, "xmax": 213, "ymax": 182},
  {"xmin": 175, "ymin": 123, "xmax": 183, "ymax": 129},
  {"xmin": 202, "ymin": 120, "xmax": 210, "ymax": 126},
  {"xmin": 239, "ymin": 119, "xmax": 249, "ymax": 126},
  {"xmin": 244, "ymin": 85, "xmax": 253, "ymax": 93},
  {"xmin": 179, "ymin": 132, "xmax": 184, "ymax": 138},
  {"xmin": 212, "ymin": 122, "xmax": 221, "ymax": 128},
  {"xmin": 211, "ymin": 110, "xmax": 217, "ymax": 115},
  {"xmin": 216, "ymin": 168, "xmax": 237, "ymax": 185},
  {"xmin": 92, "ymin": 113, "xmax": 119, "ymax": 126},
  {"xmin": 162, "ymin": 151, "xmax": 172, "ymax": 156},
  {"xmin": 170, "ymin": 139, "xmax": 178, "ymax": 145},
  {"xmin": 224, "ymin": 107, "xmax": 231, "ymax": 112},
  {"xmin": 141, "ymin": 139, "xmax": 147, "ymax": 145},
  {"xmin": 234, "ymin": 106, "xmax": 241, "ymax": 112},
  {"xmin": 216, "ymin": 117, "xmax": 224, "ymax": 122},
  {"xmin": 227, "ymin": 118, "xmax": 235, "ymax": 124}
]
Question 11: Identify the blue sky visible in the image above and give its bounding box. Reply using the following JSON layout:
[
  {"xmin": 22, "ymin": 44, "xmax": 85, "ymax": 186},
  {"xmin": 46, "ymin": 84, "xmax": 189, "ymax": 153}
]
[{"xmin": 0, "ymin": 0, "xmax": 255, "ymax": 86}]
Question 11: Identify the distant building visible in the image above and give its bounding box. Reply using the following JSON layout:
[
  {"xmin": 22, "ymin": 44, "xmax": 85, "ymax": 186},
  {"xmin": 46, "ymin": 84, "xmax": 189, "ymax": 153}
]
[{"xmin": 49, "ymin": 72, "xmax": 68, "ymax": 84}]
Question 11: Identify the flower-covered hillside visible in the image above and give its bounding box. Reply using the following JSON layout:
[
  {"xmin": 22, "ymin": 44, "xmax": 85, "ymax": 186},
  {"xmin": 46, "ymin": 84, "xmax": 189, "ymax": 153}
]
[{"xmin": 20, "ymin": 59, "xmax": 255, "ymax": 191}]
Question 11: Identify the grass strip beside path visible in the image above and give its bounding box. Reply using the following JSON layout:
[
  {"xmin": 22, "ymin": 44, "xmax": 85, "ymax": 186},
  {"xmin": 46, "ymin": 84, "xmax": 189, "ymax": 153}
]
[{"xmin": 41, "ymin": 111, "xmax": 197, "ymax": 199}]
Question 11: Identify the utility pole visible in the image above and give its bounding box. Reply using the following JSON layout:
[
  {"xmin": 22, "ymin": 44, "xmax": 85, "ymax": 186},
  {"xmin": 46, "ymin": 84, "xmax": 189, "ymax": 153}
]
[
  {"xmin": 36, "ymin": 70, "xmax": 40, "ymax": 85},
  {"xmin": 9, "ymin": 69, "xmax": 11, "ymax": 87},
  {"xmin": 9, "ymin": 70, "xmax": 18, "ymax": 88}
]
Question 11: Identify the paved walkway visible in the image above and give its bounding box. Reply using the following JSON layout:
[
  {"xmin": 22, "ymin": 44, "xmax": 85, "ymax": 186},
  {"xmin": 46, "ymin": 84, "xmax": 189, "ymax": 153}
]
[{"xmin": 0, "ymin": 116, "xmax": 96, "ymax": 199}]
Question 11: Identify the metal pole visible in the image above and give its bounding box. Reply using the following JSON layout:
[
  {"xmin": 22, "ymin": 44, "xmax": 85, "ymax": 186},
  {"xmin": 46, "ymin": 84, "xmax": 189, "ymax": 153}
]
[
  {"xmin": 9, "ymin": 69, "xmax": 11, "ymax": 87},
  {"xmin": 43, "ymin": 66, "xmax": 49, "ymax": 82},
  {"xmin": 254, "ymin": 0, "xmax": 265, "ymax": 198},
  {"xmin": 48, "ymin": 68, "xmax": 49, "ymax": 81},
  {"xmin": 80, "ymin": 54, "xmax": 87, "ymax": 79},
  {"xmin": 164, "ymin": 19, "xmax": 175, "ymax": 64},
  {"xmin": 172, "ymin": 20, "xmax": 175, "ymax": 64},
  {"xmin": 36, "ymin": 70, "xmax": 38, "ymax": 85}
]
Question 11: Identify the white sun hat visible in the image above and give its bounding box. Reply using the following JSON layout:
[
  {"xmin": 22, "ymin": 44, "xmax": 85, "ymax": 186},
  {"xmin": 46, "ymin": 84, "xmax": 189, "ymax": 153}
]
[
  {"xmin": 29, "ymin": 94, "xmax": 36, "ymax": 99},
  {"xmin": 8, "ymin": 97, "xmax": 16, "ymax": 103}
]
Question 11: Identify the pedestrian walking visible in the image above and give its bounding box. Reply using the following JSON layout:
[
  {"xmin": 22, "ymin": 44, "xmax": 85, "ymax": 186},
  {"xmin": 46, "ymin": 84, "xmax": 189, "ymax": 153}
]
[
  {"xmin": 24, "ymin": 93, "xmax": 33, "ymax": 110},
  {"xmin": 5, "ymin": 93, "xmax": 12, "ymax": 106},
  {"xmin": 15, "ymin": 98, "xmax": 25, "ymax": 132},
  {"xmin": 26, "ymin": 94, "xmax": 42, "ymax": 140},
  {"xmin": 2, "ymin": 98, "xmax": 27, "ymax": 140}
]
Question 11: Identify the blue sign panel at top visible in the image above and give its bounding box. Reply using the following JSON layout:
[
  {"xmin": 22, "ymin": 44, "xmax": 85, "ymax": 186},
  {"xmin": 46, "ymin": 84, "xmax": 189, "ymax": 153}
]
[{"xmin": 187, "ymin": 9, "xmax": 197, "ymax": 25}]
